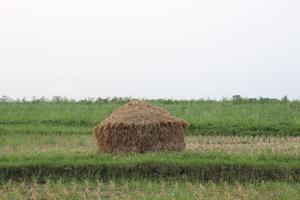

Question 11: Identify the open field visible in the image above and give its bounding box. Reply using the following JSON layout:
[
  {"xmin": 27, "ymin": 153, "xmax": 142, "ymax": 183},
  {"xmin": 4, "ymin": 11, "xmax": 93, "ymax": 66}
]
[
  {"xmin": 1, "ymin": 134, "xmax": 300, "ymax": 182},
  {"xmin": 0, "ymin": 98, "xmax": 299, "ymax": 136},
  {"xmin": 1, "ymin": 98, "xmax": 300, "ymax": 199}
]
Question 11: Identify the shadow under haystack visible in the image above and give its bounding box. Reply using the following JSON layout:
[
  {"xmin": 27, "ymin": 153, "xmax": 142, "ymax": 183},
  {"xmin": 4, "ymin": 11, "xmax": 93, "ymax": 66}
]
[{"xmin": 93, "ymin": 101, "xmax": 189, "ymax": 153}]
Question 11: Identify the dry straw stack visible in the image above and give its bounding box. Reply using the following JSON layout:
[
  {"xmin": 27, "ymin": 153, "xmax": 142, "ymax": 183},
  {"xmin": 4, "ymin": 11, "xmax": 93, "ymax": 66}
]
[{"xmin": 93, "ymin": 101, "xmax": 189, "ymax": 153}]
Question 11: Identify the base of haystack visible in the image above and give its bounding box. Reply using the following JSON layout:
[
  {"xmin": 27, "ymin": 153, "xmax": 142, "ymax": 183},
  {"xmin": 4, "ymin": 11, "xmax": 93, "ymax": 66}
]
[{"xmin": 94, "ymin": 123, "xmax": 185, "ymax": 153}]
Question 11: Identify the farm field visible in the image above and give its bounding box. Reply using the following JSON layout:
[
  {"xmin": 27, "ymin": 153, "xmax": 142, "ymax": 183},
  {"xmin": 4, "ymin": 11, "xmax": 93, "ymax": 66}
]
[
  {"xmin": 0, "ymin": 98, "xmax": 299, "ymax": 136},
  {"xmin": 1, "ymin": 180, "xmax": 300, "ymax": 200},
  {"xmin": 0, "ymin": 98, "xmax": 300, "ymax": 199}
]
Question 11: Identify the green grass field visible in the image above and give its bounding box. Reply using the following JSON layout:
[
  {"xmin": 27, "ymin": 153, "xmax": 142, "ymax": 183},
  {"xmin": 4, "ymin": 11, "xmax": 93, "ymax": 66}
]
[
  {"xmin": 0, "ymin": 98, "xmax": 299, "ymax": 136},
  {"xmin": 1, "ymin": 98, "xmax": 300, "ymax": 199}
]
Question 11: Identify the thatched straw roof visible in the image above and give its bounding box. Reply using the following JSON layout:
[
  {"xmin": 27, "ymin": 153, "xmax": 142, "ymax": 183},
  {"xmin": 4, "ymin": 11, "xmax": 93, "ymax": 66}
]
[{"xmin": 93, "ymin": 101, "xmax": 188, "ymax": 153}]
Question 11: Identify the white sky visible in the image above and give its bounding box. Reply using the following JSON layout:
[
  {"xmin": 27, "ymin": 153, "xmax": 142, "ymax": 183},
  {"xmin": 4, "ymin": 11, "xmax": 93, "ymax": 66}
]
[{"xmin": 0, "ymin": 0, "xmax": 299, "ymax": 100}]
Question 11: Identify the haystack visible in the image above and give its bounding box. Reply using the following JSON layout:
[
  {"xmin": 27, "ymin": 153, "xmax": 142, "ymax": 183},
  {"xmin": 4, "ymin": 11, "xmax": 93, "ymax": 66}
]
[{"xmin": 93, "ymin": 101, "xmax": 188, "ymax": 153}]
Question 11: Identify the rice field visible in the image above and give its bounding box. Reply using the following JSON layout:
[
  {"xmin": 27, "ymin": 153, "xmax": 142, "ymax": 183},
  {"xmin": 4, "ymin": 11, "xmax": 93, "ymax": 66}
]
[{"xmin": 0, "ymin": 98, "xmax": 300, "ymax": 199}]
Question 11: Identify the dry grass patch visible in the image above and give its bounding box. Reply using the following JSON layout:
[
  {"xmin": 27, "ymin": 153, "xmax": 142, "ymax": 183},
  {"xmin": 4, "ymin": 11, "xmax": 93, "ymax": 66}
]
[
  {"xmin": 0, "ymin": 134, "xmax": 95, "ymax": 156},
  {"xmin": 2, "ymin": 134, "xmax": 300, "ymax": 156},
  {"xmin": 186, "ymin": 136, "xmax": 300, "ymax": 155},
  {"xmin": 1, "ymin": 180, "xmax": 300, "ymax": 200}
]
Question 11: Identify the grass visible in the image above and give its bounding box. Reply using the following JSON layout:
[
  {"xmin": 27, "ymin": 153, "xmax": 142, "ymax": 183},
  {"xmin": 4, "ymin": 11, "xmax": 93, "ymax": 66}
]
[
  {"xmin": 1, "ymin": 179, "xmax": 300, "ymax": 200},
  {"xmin": 1, "ymin": 151, "xmax": 300, "ymax": 181},
  {"xmin": 0, "ymin": 99, "xmax": 299, "ymax": 136}
]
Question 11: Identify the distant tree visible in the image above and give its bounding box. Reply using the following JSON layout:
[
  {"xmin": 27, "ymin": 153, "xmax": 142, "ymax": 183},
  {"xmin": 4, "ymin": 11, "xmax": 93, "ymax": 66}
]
[
  {"xmin": 0, "ymin": 95, "xmax": 11, "ymax": 102},
  {"xmin": 51, "ymin": 96, "xmax": 69, "ymax": 103},
  {"xmin": 281, "ymin": 95, "xmax": 288, "ymax": 102},
  {"xmin": 232, "ymin": 95, "xmax": 242, "ymax": 100}
]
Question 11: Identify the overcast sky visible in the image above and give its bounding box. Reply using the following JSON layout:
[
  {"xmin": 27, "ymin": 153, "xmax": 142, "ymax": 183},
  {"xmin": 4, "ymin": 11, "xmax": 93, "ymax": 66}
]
[{"xmin": 0, "ymin": 0, "xmax": 299, "ymax": 100}]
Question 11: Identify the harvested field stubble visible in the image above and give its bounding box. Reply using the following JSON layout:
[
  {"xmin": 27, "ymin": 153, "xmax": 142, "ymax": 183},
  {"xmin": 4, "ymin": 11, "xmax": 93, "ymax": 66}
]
[
  {"xmin": 186, "ymin": 136, "xmax": 300, "ymax": 155},
  {"xmin": 2, "ymin": 134, "xmax": 300, "ymax": 156},
  {"xmin": 1, "ymin": 180, "xmax": 300, "ymax": 200}
]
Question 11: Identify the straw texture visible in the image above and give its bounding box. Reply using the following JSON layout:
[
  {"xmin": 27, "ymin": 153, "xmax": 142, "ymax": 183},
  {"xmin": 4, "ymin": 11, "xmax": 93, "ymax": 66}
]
[{"xmin": 93, "ymin": 101, "xmax": 188, "ymax": 153}]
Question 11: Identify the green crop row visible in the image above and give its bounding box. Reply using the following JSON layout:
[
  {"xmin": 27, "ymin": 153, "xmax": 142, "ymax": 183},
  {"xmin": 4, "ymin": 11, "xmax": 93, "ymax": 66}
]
[{"xmin": 1, "ymin": 152, "xmax": 300, "ymax": 182}]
